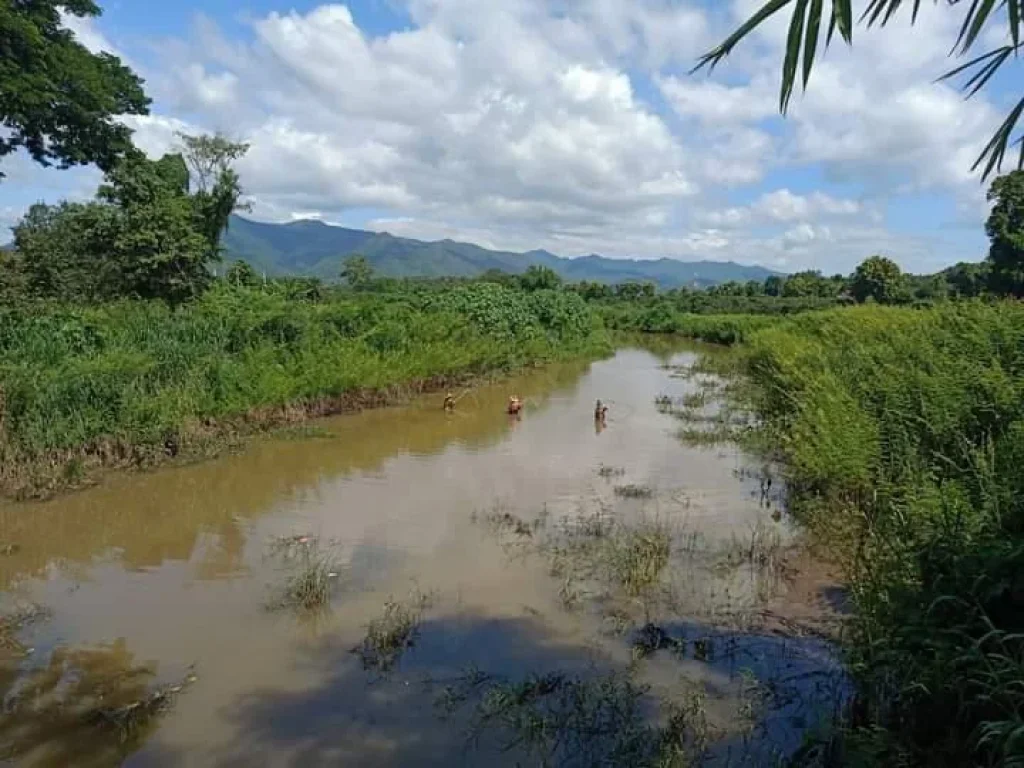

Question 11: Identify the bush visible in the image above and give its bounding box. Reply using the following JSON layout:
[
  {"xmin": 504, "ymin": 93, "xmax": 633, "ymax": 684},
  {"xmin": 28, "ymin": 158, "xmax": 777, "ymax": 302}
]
[{"xmin": 742, "ymin": 301, "xmax": 1024, "ymax": 765}]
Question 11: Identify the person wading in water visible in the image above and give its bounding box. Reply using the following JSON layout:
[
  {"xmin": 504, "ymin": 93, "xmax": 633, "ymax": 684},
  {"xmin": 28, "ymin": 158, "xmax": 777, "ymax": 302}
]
[
  {"xmin": 443, "ymin": 391, "xmax": 456, "ymax": 412},
  {"xmin": 594, "ymin": 399, "xmax": 608, "ymax": 423},
  {"xmin": 507, "ymin": 395, "xmax": 522, "ymax": 416}
]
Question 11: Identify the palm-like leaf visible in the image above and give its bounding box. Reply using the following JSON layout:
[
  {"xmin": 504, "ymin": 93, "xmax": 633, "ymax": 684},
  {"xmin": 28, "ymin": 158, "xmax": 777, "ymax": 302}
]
[{"xmin": 694, "ymin": 0, "xmax": 1024, "ymax": 179}]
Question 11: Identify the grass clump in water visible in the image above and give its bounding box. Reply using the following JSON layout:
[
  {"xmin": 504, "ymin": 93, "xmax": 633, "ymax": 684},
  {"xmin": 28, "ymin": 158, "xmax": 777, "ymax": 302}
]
[
  {"xmin": 267, "ymin": 535, "xmax": 339, "ymax": 612},
  {"xmin": 0, "ymin": 603, "xmax": 50, "ymax": 654},
  {"xmin": 354, "ymin": 590, "xmax": 433, "ymax": 672},
  {"xmin": 614, "ymin": 483, "xmax": 655, "ymax": 499},
  {"xmin": 438, "ymin": 668, "xmax": 708, "ymax": 767},
  {"xmin": 598, "ymin": 464, "xmax": 626, "ymax": 478},
  {"xmin": 610, "ymin": 524, "xmax": 672, "ymax": 597}
]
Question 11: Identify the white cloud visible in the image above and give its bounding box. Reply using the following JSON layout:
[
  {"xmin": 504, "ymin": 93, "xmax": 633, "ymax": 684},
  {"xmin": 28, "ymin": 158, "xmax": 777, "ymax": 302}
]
[
  {"xmin": 698, "ymin": 189, "xmax": 862, "ymax": 227},
  {"xmin": 2, "ymin": 0, "xmax": 1002, "ymax": 275}
]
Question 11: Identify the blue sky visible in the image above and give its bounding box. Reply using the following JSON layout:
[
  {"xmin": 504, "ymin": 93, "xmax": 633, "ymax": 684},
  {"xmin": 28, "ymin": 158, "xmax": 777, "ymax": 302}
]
[{"xmin": 3, "ymin": 0, "xmax": 1017, "ymax": 274}]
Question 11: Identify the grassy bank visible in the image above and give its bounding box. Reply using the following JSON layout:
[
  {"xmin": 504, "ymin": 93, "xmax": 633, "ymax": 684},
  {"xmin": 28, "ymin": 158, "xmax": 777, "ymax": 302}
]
[
  {"xmin": 0, "ymin": 282, "xmax": 608, "ymax": 498},
  {"xmin": 738, "ymin": 301, "xmax": 1024, "ymax": 765},
  {"xmin": 596, "ymin": 304, "xmax": 781, "ymax": 344}
]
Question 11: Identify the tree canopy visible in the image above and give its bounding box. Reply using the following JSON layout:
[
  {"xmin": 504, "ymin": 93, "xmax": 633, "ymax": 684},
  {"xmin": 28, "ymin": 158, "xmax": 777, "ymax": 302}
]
[
  {"xmin": 696, "ymin": 0, "xmax": 1024, "ymax": 179},
  {"xmin": 0, "ymin": 0, "xmax": 150, "ymax": 179},
  {"xmin": 851, "ymin": 254, "xmax": 907, "ymax": 304},
  {"xmin": 10, "ymin": 135, "xmax": 249, "ymax": 304},
  {"xmin": 985, "ymin": 169, "xmax": 1024, "ymax": 296}
]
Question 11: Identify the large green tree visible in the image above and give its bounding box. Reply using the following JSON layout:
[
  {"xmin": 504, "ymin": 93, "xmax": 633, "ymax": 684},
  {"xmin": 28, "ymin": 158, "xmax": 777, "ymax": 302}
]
[
  {"xmin": 0, "ymin": 0, "xmax": 150, "ymax": 179},
  {"xmin": 12, "ymin": 136, "xmax": 249, "ymax": 304},
  {"xmin": 985, "ymin": 170, "xmax": 1024, "ymax": 296},
  {"xmin": 340, "ymin": 254, "xmax": 374, "ymax": 289},
  {"xmin": 850, "ymin": 254, "xmax": 907, "ymax": 304},
  {"xmin": 697, "ymin": 0, "xmax": 1024, "ymax": 179}
]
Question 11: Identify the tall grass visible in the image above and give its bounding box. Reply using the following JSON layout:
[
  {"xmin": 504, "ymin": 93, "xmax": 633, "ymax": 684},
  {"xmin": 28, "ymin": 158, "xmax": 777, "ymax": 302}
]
[
  {"xmin": 741, "ymin": 300, "xmax": 1024, "ymax": 766},
  {"xmin": 0, "ymin": 282, "xmax": 608, "ymax": 495}
]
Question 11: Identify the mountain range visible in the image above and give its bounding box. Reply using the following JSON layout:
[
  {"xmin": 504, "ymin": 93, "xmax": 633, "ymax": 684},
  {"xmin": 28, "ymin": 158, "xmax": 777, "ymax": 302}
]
[{"xmin": 222, "ymin": 216, "xmax": 779, "ymax": 288}]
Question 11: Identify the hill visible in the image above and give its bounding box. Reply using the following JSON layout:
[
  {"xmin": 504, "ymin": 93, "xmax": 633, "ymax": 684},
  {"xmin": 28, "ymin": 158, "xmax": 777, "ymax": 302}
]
[{"xmin": 222, "ymin": 216, "xmax": 779, "ymax": 288}]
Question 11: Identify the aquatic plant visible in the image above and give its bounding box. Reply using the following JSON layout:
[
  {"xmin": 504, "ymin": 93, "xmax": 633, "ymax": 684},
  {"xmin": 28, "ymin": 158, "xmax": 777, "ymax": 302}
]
[
  {"xmin": 268, "ymin": 535, "xmax": 338, "ymax": 612},
  {"xmin": 614, "ymin": 483, "xmax": 655, "ymax": 499},
  {"xmin": 353, "ymin": 590, "xmax": 432, "ymax": 672}
]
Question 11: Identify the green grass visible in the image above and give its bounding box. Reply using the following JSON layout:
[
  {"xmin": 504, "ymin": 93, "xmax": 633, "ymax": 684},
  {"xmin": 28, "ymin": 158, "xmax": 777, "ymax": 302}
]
[
  {"xmin": 0, "ymin": 282, "xmax": 609, "ymax": 496},
  {"xmin": 353, "ymin": 590, "xmax": 433, "ymax": 672},
  {"xmin": 740, "ymin": 300, "xmax": 1024, "ymax": 766}
]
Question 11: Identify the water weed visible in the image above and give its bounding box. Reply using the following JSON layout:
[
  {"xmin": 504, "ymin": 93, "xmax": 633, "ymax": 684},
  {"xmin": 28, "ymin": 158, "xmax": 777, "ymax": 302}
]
[{"xmin": 354, "ymin": 589, "xmax": 433, "ymax": 672}]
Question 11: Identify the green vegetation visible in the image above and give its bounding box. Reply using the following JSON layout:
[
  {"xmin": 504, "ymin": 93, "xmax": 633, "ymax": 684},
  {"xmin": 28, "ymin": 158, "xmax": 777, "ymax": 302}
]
[
  {"xmin": 0, "ymin": 1, "xmax": 150, "ymax": 178},
  {"xmin": 698, "ymin": 0, "xmax": 1023, "ymax": 179},
  {"xmin": 354, "ymin": 590, "xmax": 432, "ymax": 672},
  {"xmin": 438, "ymin": 668, "xmax": 707, "ymax": 767},
  {"xmin": 740, "ymin": 301, "xmax": 1024, "ymax": 765},
  {"xmin": 267, "ymin": 535, "xmax": 338, "ymax": 612},
  {"xmin": 0, "ymin": 281, "xmax": 606, "ymax": 497}
]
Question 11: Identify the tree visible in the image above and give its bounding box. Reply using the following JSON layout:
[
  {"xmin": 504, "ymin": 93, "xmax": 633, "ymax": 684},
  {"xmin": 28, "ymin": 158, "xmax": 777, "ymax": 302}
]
[
  {"xmin": 519, "ymin": 265, "xmax": 563, "ymax": 292},
  {"xmin": 764, "ymin": 275, "xmax": 785, "ymax": 297},
  {"xmin": 225, "ymin": 259, "xmax": 259, "ymax": 287},
  {"xmin": 985, "ymin": 170, "xmax": 1024, "ymax": 297},
  {"xmin": 0, "ymin": 1, "xmax": 150, "ymax": 179},
  {"xmin": 13, "ymin": 144, "xmax": 241, "ymax": 304},
  {"xmin": 175, "ymin": 133, "xmax": 250, "ymax": 258},
  {"xmin": 696, "ymin": 0, "xmax": 1024, "ymax": 179},
  {"xmin": 944, "ymin": 261, "xmax": 989, "ymax": 298},
  {"xmin": 850, "ymin": 255, "xmax": 907, "ymax": 304},
  {"xmin": 341, "ymin": 254, "xmax": 374, "ymax": 289}
]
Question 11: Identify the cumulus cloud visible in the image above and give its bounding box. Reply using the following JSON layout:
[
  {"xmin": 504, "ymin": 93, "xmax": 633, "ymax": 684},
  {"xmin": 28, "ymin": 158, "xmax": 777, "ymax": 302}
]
[
  {"xmin": 698, "ymin": 189, "xmax": 863, "ymax": 227},
  {"xmin": 2, "ymin": 0, "xmax": 1006, "ymax": 274}
]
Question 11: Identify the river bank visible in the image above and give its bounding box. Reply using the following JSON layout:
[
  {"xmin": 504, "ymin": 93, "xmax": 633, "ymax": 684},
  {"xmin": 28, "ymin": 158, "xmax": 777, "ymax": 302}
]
[
  {"xmin": 732, "ymin": 300, "xmax": 1024, "ymax": 766},
  {"xmin": 0, "ymin": 283, "xmax": 608, "ymax": 499}
]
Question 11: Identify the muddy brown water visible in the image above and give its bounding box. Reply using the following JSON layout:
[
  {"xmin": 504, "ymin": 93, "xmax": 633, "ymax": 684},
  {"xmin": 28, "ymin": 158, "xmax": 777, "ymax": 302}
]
[{"xmin": 0, "ymin": 341, "xmax": 845, "ymax": 767}]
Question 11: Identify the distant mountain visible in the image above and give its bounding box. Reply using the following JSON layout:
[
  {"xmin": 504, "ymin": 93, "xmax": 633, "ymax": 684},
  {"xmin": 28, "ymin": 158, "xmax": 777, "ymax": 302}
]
[{"xmin": 221, "ymin": 216, "xmax": 780, "ymax": 288}]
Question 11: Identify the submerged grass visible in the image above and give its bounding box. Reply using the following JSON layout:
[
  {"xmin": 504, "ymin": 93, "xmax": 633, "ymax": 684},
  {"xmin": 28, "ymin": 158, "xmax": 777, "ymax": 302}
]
[
  {"xmin": 267, "ymin": 535, "xmax": 339, "ymax": 612},
  {"xmin": 438, "ymin": 667, "xmax": 709, "ymax": 767},
  {"xmin": 353, "ymin": 590, "xmax": 433, "ymax": 672}
]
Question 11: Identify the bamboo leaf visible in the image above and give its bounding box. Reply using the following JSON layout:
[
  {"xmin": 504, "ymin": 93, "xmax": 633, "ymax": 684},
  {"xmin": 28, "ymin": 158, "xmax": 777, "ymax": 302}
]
[
  {"xmin": 962, "ymin": 0, "xmax": 1000, "ymax": 52},
  {"xmin": 803, "ymin": 0, "xmax": 824, "ymax": 87},
  {"xmin": 1009, "ymin": 0, "xmax": 1021, "ymax": 49},
  {"xmin": 973, "ymin": 97, "xmax": 1024, "ymax": 178},
  {"xmin": 692, "ymin": 0, "xmax": 794, "ymax": 73},
  {"xmin": 836, "ymin": 0, "xmax": 853, "ymax": 41},
  {"xmin": 954, "ymin": 0, "xmax": 985, "ymax": 54},
  {"xmin": 782, "ymin": 0, "xmax": 810, "ymax": 112},
  {"xmin": 936, "ymin": 45, "xmax": 1013, "ymax": 82}
]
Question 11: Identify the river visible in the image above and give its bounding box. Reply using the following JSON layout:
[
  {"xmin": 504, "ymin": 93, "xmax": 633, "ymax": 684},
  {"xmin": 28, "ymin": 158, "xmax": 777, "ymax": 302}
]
[{"xmin": 0, "ymin": 341, "xmax": 844, "ymax": 767}]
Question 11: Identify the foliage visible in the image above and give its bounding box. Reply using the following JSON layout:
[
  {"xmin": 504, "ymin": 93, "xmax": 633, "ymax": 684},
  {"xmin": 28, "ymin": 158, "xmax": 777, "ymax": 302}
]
[
  {"xmin": 175, "ymin": 133, "xmax": 250, "ymax": 258},
  {"xmin": 696, "ymin": 0, "xmax": 1024, "ymax": 179},
  {"xmin": 0, "ymin": 0, "xmax": 150, "ymax": 178},
  {"xmin": 850, "ymin": 255, "xmax": 907, "ymax": 304},
  {"xmin": 0, "ymin": 282, "xmax": 607, "ymax": 487},
  {"xmin": 742, "ymin": 301, "xmax": 1024, "ymax": 766},
  {"xmin": 518, "ymin": 264, "xmax": 562, "ymax": 291},
  {"xmin": 225, "ymin": 260, "xmax": 259, "ymax": 287},
  {"xmin": 340, "ymin": 254, "xmax": 374, "ymax": 289},
  {"xmin": 9, "ymin": 138, "xmax": 248, "ymax": 304},
  {"xmin": 986, "ymin": 169, "xmax": 1024, "ymax": 297}
]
